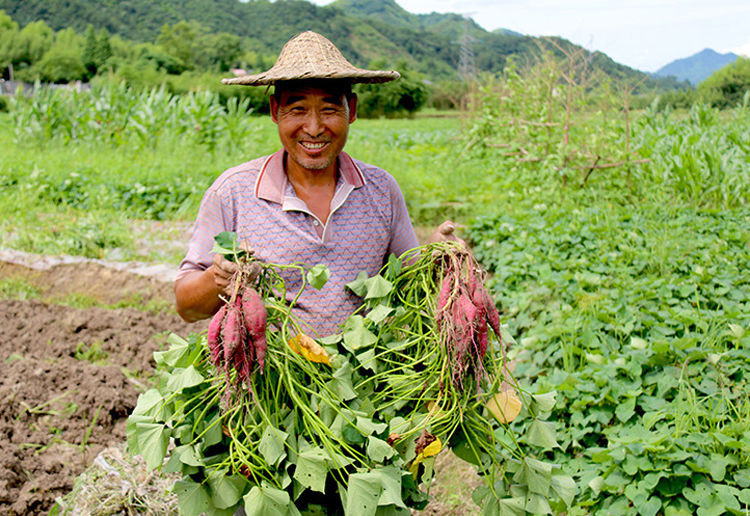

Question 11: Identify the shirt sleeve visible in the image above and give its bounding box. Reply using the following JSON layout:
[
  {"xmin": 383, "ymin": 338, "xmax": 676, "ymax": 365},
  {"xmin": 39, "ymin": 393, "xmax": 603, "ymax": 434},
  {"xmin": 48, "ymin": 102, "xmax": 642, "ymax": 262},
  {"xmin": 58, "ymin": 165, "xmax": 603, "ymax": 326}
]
[
  {"xmin": 387, "ymin": 178, "xmax": 420, "ymax": 258},
  {"xmin": 176, "ymin": 187, "xmax": 233, "ymax": 280}
]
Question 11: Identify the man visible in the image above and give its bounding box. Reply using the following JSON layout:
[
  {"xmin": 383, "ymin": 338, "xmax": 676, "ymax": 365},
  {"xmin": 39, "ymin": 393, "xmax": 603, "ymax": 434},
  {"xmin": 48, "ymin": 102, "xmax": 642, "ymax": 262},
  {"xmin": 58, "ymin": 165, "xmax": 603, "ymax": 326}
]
[{"xmin": 175, "ymin": 31, "xmax": 459, "ymax": 335}]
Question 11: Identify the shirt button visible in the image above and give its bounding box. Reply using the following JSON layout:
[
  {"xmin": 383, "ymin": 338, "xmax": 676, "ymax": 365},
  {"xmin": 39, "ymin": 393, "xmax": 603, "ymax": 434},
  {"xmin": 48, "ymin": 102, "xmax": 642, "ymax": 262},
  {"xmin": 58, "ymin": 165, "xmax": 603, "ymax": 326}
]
[{"xmin": 313, "ymin": 220, "xmax": 320, "ymax": 226}]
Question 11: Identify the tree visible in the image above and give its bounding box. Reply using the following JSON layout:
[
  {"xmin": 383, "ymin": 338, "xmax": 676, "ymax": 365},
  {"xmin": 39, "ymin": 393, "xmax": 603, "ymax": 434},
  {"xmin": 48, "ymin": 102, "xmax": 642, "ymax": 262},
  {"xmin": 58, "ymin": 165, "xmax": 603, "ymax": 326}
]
[
  {"xmin": 31, "ymin": 27, "xmax": 86, "ymax": 82},
  {"xmin": 156, "ymin": 21, "xmax": 199, "ymax": 71},
  {"xmin": 0, "ymin": 10, "xmax": 20, "ymax": 77},
  {"xmin": 698, "ymin": 57, "xmax": 750, "ymax": 108},
  {"xmin": 355, "ymin": 60, "xmax": 428, "ymax": 118},
  {"xmin": 82, "ymin": 24, "xmax": 98, "ymax": 76}
]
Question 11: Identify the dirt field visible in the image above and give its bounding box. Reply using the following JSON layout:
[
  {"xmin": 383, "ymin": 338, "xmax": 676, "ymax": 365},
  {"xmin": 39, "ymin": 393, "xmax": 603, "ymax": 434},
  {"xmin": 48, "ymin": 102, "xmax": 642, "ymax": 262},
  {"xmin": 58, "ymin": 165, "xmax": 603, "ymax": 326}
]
[
  {"xmin": 0, "ymin": 252, "xmax": 478, "ymax": 515},
  {"xmin": 0, "ymin": 257, "xmax": 205, "ymax": 514}
]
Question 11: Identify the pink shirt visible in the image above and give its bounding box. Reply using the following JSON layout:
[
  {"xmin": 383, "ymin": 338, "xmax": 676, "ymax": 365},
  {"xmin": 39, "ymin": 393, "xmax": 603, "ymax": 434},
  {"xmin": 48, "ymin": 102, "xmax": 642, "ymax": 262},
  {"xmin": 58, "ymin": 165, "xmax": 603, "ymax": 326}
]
[{"xmin": 178, "ymin": 149, "xmax": 419, "ymax": 336}]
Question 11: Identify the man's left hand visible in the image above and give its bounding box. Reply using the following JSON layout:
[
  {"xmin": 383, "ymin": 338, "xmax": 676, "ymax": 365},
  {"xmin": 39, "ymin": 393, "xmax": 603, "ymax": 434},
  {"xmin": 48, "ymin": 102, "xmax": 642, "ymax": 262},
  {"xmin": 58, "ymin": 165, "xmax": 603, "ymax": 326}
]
[{"xmin": 429, "ymin": 220, "xmax": 466, "ymax": 247}]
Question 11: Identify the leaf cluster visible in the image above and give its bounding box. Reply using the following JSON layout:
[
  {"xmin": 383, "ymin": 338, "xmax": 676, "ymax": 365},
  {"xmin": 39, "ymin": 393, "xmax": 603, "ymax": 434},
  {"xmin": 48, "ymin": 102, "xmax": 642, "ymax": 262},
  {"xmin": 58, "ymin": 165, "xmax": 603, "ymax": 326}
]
[
  {"xmin": 468, "ymin": 201, "xmax": 750, "ymax": 515},
  {"xmin": 127, "ymin": 248, "xmax": 576, "ymax": 514}
]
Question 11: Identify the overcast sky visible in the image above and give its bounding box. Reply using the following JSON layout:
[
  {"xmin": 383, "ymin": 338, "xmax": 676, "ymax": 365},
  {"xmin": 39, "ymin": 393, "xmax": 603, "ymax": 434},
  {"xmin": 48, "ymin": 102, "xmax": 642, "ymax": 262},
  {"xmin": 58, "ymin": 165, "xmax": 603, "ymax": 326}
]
[{"xmin": 310, "ymin": 0, "xmax": 750, "ymax": 72}]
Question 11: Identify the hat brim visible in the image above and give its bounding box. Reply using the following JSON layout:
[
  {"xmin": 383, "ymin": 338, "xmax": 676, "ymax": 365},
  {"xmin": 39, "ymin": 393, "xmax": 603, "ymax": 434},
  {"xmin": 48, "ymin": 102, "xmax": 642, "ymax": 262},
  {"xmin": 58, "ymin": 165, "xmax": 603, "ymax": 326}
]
[{"xmin": 222, "ymin": 69, "xmax": 400, "ymax": 86}]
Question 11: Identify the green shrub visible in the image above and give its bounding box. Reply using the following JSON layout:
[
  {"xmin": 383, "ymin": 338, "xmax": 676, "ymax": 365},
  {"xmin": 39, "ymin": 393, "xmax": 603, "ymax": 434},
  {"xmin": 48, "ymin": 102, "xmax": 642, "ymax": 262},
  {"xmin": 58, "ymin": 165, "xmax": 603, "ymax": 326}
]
[{"xmin": 698, "ymin": 57, "xmax": 750, "ymax": 108}]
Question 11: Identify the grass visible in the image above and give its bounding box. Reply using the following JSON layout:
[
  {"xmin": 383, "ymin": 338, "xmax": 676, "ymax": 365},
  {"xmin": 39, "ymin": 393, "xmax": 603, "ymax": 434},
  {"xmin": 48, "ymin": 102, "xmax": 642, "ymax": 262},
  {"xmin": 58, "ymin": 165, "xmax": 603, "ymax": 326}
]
[{"xmin": 0, "ymin": 276, "xmax": 40, "ymax": 299}]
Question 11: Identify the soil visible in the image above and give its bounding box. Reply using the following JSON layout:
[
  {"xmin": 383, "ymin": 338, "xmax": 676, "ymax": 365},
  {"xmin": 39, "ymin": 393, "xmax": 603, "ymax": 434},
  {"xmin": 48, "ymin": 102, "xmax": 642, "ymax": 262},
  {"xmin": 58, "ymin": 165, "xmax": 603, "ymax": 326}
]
[{"xmin": 0, "ymin": 259, "xmax": 205, "ymax": 514}]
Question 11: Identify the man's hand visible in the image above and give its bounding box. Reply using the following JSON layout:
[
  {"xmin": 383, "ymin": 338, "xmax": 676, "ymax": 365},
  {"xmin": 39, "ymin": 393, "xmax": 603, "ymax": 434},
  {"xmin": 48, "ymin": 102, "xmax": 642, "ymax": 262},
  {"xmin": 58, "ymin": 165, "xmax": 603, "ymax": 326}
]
[
  {"xmin": 428, "ymin": 220, "xmax": 466, "ymax": 247},
  {"xmin": 175, "ymin": 241, "xmax": 259, "ymax": 322},
  {"xmin": 212, "ymin": 252, "xmax": 239, "ymax": 297},
  {"xmin": 212, "ymin": 249, "xmax": 261, "ymax": 298}
]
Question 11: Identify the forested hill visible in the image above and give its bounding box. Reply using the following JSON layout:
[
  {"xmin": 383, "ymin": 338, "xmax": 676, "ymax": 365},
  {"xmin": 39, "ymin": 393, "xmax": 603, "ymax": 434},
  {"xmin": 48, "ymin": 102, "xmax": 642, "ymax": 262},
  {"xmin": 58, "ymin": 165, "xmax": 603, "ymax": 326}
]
[{"xmin": 0, "ymin": 0, "xmax": 682, "ymax": 87}]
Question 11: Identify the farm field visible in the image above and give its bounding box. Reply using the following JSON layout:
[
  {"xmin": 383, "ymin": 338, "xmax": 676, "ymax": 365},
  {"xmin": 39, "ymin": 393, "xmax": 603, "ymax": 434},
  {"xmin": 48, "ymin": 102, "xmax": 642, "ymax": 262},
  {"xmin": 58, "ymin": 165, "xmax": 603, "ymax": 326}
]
[{"xmin": 0, "ymin": 84, "xmax": 748, "ymax": 515}]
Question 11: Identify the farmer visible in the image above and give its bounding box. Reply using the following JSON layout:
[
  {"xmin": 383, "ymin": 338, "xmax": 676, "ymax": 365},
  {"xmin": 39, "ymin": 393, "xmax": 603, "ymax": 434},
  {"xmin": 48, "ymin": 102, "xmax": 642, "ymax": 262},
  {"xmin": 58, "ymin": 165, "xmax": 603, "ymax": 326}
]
[{"xmin": 174, "ymin": 31, "xmax": 459, "ymax": 335}]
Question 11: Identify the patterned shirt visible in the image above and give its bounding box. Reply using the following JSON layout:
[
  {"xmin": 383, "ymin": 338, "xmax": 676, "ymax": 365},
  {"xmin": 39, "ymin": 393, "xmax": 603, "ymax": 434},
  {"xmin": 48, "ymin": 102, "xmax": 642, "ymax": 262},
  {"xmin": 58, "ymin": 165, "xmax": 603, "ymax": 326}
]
[{"xmin": 178, "ymin": 149, "xmax": 419, "ymax": 336}]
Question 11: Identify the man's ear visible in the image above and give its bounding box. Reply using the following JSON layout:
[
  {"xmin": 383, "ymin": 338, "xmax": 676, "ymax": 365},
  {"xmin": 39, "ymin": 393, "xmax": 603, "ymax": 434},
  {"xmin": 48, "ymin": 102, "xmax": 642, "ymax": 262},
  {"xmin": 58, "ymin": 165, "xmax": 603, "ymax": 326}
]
[
  {"xmin": 347, "ymin": 94, "xmax": 358, "ymax": 123},
  {"xmin": 269, "ymin": 95, "xmax": 279, "ymax": 124}
]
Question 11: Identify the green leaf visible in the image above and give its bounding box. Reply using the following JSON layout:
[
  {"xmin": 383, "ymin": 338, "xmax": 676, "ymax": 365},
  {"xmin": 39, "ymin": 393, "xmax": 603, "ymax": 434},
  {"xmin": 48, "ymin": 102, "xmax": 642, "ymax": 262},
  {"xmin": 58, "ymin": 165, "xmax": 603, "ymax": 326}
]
[
  {"xmin": 356, "ymin": 348, "xmax": 378, "ymax": 373},
  {"xmin": 154, "ymin": 333, "xmax": 191, "ymax": 368},
  {"xmin": 708, "ymin": 454, "xmax": 729, "ymax": 482},
  {"xmin": 498, "ymin": 497, "xmax": 526, "ymax": 515},
  {"xmin": 524, "ymin": 492, "xmax": 551, "ymax": 514},
  {"xmin": 212, "ymin": 231, "xmax": 246, "ymax": 262},
  {"xmin": 343, "ymin": 316, "xmax": 377, "ymax": 351},
  {"xmin": 550, "ymin": 473, "xmax": 576, "ymax": 506},
  {"xmin": 524, "ymin": 419, "xmax": 558, "ymax": 449},
  {"xmin": 386, "ymin": 253, "xmax": 402, "ymax": 279},
  {"xmin": 375, "ymin": 466, "xmax": 406, "ymax": 508},
  {"xmin": 319, "ymin": 334, "xmax": 342, "ymax": 345},
  {"xmin": 174, "ymin": 479, "xmax": 212, "ymax": 516},
  {"xmin": 636, "ymin": 497, "xmax": 662, "ymax": 516},
  {"xmin": 135, "ymin": 422, "xmax": 170, "ymax": 470},
  {"xmin": 243, "ymin": 485, "xmax": 300, "ymax": 516},
  {"xmin": 202, "ymin": 415, "xmax": 223, "ymax": 447},
  {"xmin": 615, "ymin": 397, "xmax": 636, "ymax": 422},
  {"xmin": 126, "ymin": 414, "xmax": 151, "ymax": 455},
  {"xmin": 364, "ymin": 275, "xmax": 393, "ymax": 299},
  {"xmin": 531, "ymin": 391, "xmax": 556, "ymax": 413},
  {"xmin": 329, "ymin": 361, "xmax": 357, "ymax": 400},
  {"xmin": 343, "ymin": 423, "xmax": 366, "ymax": 445},
  {"xmin": 588, "ymin": 476, "xmax": 604, "ymax": 495},
  {"xmin": 346, "ymin": 271, "xmax": 369, "ymax": 297},
  {"xmin": 346, "ymin": 472, "xmax": 381, "ymax": 516},
  {"xmin": 259, "ymin": 426, "xmax": 289, "ymax": 467},
  {"xmin": 357, "ymin": 415, "xmax": 388, "ymax": 436},
  {"xmin": 165, "ymin": 365, "xmax": 205, "ymax": 392},
  {"xmin": 728, "ymin": 323, "xmax": 745, "ymax": 339},
  {"xmin": 208, "ymin": 471, "xmax": 247, "ymax": 509},
  {"xmin": 367, "ymin": 436, "xmax": 396, "ymax": 462},
  {"xmin": 345, "ymin": 467, "xmax": 406, "ymax": 515},
  {"xmin": 366, "ymin": 304, "xmax": 393, "ymax": 325},
  {"xmin": 513, "ymin": 458, "xmax": 551, "ymax": 496},
  {"xmin": 306, "ymin": 264, "xmax": 330, "ymax": 290},
  {"xmin": 294, "ymin": 447, "xmax": 328, "ymax": 493},
  {"xmin": 175, "ymin": 444, "xmax": 204, "ymax": 467},
  {"xmin": 132, "ymin": 389, "xmax": 164, "ymax": 417}
]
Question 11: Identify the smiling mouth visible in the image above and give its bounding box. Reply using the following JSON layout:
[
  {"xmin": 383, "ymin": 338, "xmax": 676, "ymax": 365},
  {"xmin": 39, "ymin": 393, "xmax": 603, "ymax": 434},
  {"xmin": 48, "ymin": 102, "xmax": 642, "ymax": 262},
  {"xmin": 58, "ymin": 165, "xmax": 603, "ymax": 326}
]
[{"xmin": 300, "ymin": 141, "xmax": 328, "ymax": 150}]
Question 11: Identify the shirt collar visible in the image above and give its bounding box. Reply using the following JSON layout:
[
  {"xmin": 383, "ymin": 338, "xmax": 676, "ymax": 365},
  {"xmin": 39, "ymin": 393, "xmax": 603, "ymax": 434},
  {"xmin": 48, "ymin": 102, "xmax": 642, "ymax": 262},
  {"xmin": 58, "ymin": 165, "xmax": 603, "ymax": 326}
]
[{"xmin": 255, "ymin": 149, "xmax": 366, "ymax": 204}]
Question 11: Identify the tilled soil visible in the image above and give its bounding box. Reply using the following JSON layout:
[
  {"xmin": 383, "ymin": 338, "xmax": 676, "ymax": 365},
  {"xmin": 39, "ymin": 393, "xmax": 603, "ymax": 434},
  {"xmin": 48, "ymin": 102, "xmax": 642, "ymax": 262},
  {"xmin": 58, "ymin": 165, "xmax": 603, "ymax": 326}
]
[{"xmin": 0, "ymin": 289, "xmax": 204, "ymax": 513}]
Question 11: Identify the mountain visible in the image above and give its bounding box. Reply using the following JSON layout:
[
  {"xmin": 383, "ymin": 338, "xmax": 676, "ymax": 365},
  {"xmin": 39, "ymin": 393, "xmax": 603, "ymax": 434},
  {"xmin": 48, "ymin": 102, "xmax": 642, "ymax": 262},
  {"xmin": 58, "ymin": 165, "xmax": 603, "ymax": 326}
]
[
  {"xmin": 655, "ymin": 49, "xmax": 739, "ymax": 85},
  {"xmin": 0, "ymin": 0, "xmax": 682, "ymax": 89}
]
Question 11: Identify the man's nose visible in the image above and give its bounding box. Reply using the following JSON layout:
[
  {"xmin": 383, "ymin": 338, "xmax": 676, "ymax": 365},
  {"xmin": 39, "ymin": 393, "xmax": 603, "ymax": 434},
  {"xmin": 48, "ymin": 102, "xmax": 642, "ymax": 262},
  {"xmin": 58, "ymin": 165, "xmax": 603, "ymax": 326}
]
[{"xmin": 302, "ymin": 110, "xmax": 324, "ymax": 136}]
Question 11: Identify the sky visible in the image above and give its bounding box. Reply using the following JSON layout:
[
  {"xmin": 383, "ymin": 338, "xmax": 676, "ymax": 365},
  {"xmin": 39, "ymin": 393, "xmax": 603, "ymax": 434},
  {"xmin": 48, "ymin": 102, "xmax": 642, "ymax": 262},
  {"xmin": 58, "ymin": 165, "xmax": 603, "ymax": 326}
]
[{"xmin": 310, "ymin": 0, "xmax": 750, "ymax": 72}]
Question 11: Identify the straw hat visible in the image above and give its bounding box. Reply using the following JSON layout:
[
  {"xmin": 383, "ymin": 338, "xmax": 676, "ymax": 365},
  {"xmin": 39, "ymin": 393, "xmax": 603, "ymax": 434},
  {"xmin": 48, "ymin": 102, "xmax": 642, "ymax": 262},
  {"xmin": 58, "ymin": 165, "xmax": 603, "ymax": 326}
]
[{"xmin": 222, "ymin": 31, "xmax": 400, "ymax": 86}]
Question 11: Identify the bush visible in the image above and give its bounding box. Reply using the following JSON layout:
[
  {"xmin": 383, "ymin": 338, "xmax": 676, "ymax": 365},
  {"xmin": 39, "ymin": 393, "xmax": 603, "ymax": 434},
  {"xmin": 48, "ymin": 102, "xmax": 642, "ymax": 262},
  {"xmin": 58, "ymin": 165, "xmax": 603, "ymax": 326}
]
[
  {"xmin": 33, "ymin": 48, "xmax": 86, "ymax": 83},
  {"xmin": 355, "ymin": 61, "xmax": 428, "ymax": 118},
  {"xmin": 698, "ymin": 57, "xmax": 750, "ymax": 108}
]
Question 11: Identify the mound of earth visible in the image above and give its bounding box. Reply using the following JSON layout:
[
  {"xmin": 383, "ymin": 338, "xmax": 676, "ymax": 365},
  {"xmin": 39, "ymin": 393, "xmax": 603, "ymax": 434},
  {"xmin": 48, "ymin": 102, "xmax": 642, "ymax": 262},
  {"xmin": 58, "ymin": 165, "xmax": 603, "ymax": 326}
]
[{"xmin": 0, "ymin": 265, "xmax": 205, "ymax": 513}]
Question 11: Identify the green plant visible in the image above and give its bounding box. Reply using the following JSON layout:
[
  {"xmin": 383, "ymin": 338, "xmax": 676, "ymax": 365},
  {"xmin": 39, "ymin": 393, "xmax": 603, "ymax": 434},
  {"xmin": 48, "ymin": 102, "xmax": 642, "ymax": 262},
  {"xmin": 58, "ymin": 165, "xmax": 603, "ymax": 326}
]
[
  {"xmin": 468, "ymin": 202, "xmax": 750, "ymax": 515},
  {"xmin": 74, "ymin": 341, "xmax": 110, "ymax": 365},
  {"xmin": 128, "ymin": 247, "xmax": 574, "ymax": 515}
]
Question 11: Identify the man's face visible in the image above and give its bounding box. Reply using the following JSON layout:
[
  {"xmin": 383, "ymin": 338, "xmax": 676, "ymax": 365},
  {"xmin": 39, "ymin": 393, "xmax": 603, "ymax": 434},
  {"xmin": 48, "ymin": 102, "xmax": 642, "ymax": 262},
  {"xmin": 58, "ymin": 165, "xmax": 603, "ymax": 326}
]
[{"xmin": 270, "ymin": 83, "xmax": 357, "ymax": 176}]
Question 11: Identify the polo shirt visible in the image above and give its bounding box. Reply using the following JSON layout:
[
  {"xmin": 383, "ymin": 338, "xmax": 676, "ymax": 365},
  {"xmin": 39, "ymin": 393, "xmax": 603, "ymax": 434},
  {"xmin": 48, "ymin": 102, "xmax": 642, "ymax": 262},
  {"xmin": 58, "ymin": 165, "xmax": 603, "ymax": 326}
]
[{"xmin": 178, "ymin": 149, "xmax": 419, "ymax": 336}]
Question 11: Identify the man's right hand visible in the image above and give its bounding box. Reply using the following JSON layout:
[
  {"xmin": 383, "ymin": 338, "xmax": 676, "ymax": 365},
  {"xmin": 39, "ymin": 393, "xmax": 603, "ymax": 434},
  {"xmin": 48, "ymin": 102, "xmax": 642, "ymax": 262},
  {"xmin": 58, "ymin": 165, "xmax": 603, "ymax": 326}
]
[
  {"xmin": 175, "ymin": 242, "xmax": 259, "ymax": 322},
  {"xmin": 211, "ymin": 248, "xmax": 261, "ymax": 298}
]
